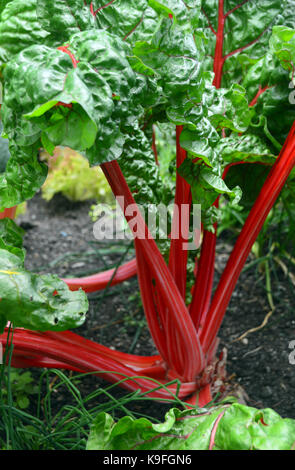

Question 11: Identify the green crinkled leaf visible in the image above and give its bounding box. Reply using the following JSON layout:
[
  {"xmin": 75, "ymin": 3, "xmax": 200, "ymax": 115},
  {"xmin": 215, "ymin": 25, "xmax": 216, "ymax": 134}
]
[
  {"xmin": 119, "ymin": 127, "xmax": 167, "ymax": 209},
  {"xmin": 1, "ymin": 28, "xmax": 156, "ymax": 173},
  {"xmin": 242, "ymin": 53, "xmax": 295, "ymax": 146},
  {"xmin": 178, "ymin": 158, "xmax": 241, "ymax": 231},
  {"xmin": 148, "ymin": 0, "xmax": 201, "ymax": 29},
  {"xmin": 207, "ymin": 84, "xmax": 253, "ymax": 133},
  {"xmin": 36, "ymin": 0, "xmax": 95, "ymax": 45},
  {"xmin": 179, "ymin": 125, "xmax": 219, "ymax": 167},
  {"xmin": 86, "ymin": 402, "xmax": 295, "ymax": 450},
  {"xmin": 0, "ymin": 0, "xmax": 162, "ymax": 62},
  {"xmin": 0, "ymin": 217, "xmax": 24, "ymax": 248},
  {"xmin": 36, "ymin": 0, "xmax": 152, "ymax": 45},
  {"xmin": 0, "ymin": 143, "xmax": 48, "ymax": 212},
  {"xmin": 0, "ymin": 217, "xmax": 25, "ymax": 261},
  {"xmin": 133, "ymin": 15, "xmax": 203, "ymax": 99},
  {"xmin": 87, "ymin": 406, "xmax": 223, "ymax": 450},
  {"xmin": 216, "ymin": 134, "xmax": 276, "ymax": 165},
  {"xmin": 225, "ymin": 163, "xmax": 271, "ymax": 210},
  {"xmin": 0, "ymin": 0, "xmax": 52, "ymax": 63},
  {"xmin": 0, "ymin": 219, "xmax": 88, "ymax": 333},
  {"xmin": 270, "ymin": 25, "xmax": 295, "ymax": 73},
  {"xmin": 167, "ymin": 79, "xmax": 252, "ymax": 142}
]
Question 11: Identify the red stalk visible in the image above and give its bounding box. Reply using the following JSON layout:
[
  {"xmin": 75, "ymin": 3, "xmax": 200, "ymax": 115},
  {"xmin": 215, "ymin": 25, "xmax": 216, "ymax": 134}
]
[
  {"xmin": 249, "ymin": 85, "xmax": 271, "ymax": 107},
  {"xmin": 212, "ymin": 0, "xmax": 225, "ymax": 89},
  {"xmin": 0, "ymin": 206, "xmax": 17, "ymax": 220},
  {"xmin": 57, "ymin": 45, "xmax": 79, "ymax": 68},
  {"xmin": 0, "ymin": 328, "xmax": 199, "ymax": 400},
  {"xmin": 101, "ymin": 160, "xmax": 205, "ymax": 380},
  {"xmin": 134, "ymin": 239, "xmax": 170, "ymax": 366},
  {"xmin": 44, "ymin": 330, "xmax": 162, "ymax": 368},
  {"xmin": 166, "ymin": 126, "xmax": 192, "ymax": 373},
  {"xmin": 168, "ymin": 125, "xmax": 191, "ymax": 299},
  {"xmin": 200, "ymin": 120, "xmax": 295, "ymax": 353},
  {"xmin": 63, "ymin": 258, "xmax": 137, "ymax": 293},
  {"xmin": 190, "ymin": 228, "xmax": 217, "ymax": 329}
]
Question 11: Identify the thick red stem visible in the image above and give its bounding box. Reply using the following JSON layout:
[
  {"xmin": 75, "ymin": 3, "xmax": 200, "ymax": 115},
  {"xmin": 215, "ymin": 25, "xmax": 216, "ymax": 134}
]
[
  {"xmin": 134, "ymin": 239, "xmax": 170, "ymax": 366},
  {"xmin": 101, "ymin": 160, "xmax": 205, "ymax": 380},
  {"xmin": 212, "ymin": 0, "xmax": 225, "ymax": 89},
  {"xmin": 190, "ymin": 228, "xmax": 217, "ymax": 329},
  {"xmin": 0, "ymin": 328, "xmax": 196, "ymax": 399},
  {"xmin": 168, "ymin": 126, "xmax": 191, "ymax": 300}
]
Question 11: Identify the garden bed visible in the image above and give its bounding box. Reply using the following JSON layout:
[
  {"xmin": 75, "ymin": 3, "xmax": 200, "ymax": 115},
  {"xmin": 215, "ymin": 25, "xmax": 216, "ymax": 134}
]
[{"xmin": 18, "ymin": 191, "xmax": 295, "ymax": 420}]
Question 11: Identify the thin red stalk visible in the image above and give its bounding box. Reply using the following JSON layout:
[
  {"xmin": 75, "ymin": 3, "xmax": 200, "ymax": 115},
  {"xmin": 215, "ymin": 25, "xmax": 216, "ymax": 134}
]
[
  {"xmin": 56, "ymin": 101, "xmax": 73, "ymax": 109},
  {"xmin": 57, "ymin": 45, "xmax": 79, "ymax": 68},
  {"xmin": 224, "ymin": 27, "xmax": 269, "ymax": 61},
  {"xmin": 90, "ymin": 0, "xmax": 115, "ymax": 16},
  {"xmin": 200, "ymin": 121, "xmax": 295, "ymax": 353},
  {"xmin": 101, "ymin": 160, "xmax": 205, "ymax": 380},
  {"xmin": 63, "ymin": 258, "xmax": 137, "ymax": 293},
  {"xmin": 212, "ymin": 0, "xmax": 225, "ymax": 88},
  {"xmin": 249, "ymin": 84, "xmax": 271, "ymax": 107},
  {"xmin": 101, "ymin": 160, "xmax": 204, "ymax": 379},
  {"xmin": 168, "ymin": 125, "xmax": 191, "ymax": 299},
  {"xmin": 166, "ymin": 125, "xmax": 192, "ymax": 374},
  {"xmin": 224, "ymin": 0, "xmax": 250, "ymax": 18},
  {"xmin": 201, "ymin": 7, "xmax": 217, "ymax": 36}
]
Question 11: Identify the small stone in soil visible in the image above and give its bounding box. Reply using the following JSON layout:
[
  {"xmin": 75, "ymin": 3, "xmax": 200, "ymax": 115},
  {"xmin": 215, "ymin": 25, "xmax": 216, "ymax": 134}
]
[{"xmin": 260, "ymin": 386, "xmax": 272, "ymax": 398}]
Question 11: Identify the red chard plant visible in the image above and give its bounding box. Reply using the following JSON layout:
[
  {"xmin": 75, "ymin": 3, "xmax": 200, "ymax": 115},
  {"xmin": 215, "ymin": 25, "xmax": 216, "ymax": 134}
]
[{"xmin": 1, "ymin": 0, "xmax": 295, "ymax": 407}]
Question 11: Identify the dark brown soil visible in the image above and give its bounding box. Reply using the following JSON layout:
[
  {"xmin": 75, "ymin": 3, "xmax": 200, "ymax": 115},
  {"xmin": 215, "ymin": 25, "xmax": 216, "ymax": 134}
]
[{"xmin": 17, "ymin": 191, "xmax": 295, "ymax": 421}]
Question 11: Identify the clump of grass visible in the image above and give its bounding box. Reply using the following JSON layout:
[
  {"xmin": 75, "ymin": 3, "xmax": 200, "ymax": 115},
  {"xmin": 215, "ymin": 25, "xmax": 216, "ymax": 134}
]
[{"xmin": 0, "ymin": 328, "xmax": 198, "ymax": 451}]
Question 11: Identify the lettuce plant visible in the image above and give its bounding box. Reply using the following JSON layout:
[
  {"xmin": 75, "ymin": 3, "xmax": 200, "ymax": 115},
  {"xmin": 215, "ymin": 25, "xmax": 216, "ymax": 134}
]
[
  {"xmin": 1, "ymin": 0, "xmax": 295, "ymax": 407},
  {"xmin": 41, "ymin": 147, "xmax": 113, "ymax": 203}
]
